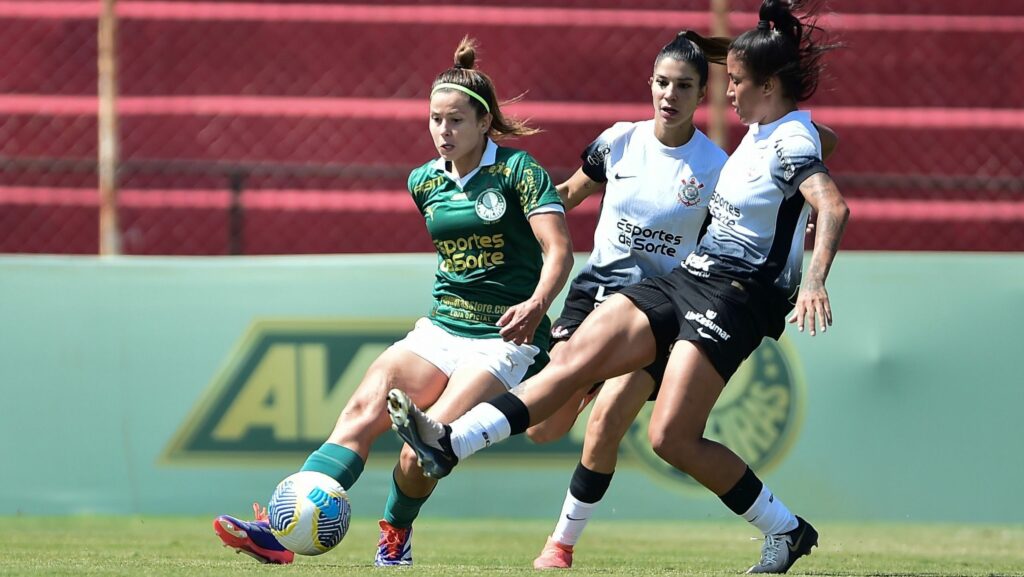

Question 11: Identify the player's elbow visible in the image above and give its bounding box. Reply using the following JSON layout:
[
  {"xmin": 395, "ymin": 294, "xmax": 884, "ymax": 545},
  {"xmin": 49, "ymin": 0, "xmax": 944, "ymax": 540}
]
[{"xmin": 829, "ymin": 196, "xmax": 850, "ymax": 225}]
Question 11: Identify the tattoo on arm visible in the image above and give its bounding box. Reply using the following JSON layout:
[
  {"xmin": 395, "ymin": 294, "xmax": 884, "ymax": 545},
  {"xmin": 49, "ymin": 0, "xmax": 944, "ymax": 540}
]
[{"xmin": 802, "ymin": 173, "xmax": 849, "ymax": 286}]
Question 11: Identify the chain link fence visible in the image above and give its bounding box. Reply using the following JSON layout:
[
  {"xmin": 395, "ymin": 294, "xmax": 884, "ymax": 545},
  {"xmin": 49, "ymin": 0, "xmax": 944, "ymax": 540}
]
[{"xmin": 2, "ymin": 0, "xmax": 1022, "ymax": 254}]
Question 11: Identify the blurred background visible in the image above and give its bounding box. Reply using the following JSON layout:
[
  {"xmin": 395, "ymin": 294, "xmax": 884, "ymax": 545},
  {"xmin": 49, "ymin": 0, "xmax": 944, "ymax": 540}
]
[
  {"xmin": 2, "ymin": 0, "xmax": 1022, "ymax": 255},
  {"xmin": 1, "ymin": 1, "xmax": 1023, "ymax": 524}
]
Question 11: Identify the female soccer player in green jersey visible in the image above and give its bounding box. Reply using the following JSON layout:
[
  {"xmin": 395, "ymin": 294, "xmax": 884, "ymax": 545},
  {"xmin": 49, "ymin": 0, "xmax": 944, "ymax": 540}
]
[{"xmin": 213, "ymin": 36, "xmax": 573, "ymax": 567}]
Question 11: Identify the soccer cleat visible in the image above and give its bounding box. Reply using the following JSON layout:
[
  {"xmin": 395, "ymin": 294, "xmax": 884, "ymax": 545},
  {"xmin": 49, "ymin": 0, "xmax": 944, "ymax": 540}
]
[
  {"xmin": 387, "ymin": 388, "xmax": 459, "ymax": 479},
  {"xmin": 533, "ymin": 536, "xmax": 574, "ymax": 569},
  {"xmin": 213, "ymin": 502, "xmax": 295, "ymax": 565},
  {"xmin": 374, "ymin": 519, "xmax": 413, "ymax": 566},
  {"xmin": 746, "ymin": 516, "xmax": 818, "ymax": 574}
]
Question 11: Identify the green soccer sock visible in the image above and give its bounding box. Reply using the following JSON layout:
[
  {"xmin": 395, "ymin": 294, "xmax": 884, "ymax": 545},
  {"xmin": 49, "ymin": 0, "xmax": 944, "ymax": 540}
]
[
  {"xmin": 383, "ymin": 470, "xmax": 431, "ymax": 529},
  {"xmin": 300, "ymin": 442, "xmax": 365, "ymax": 490}
]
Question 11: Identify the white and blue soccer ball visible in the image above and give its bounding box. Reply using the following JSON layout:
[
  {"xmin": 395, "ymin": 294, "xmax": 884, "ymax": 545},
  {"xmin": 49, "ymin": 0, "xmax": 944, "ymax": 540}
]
[{"xmin": 267, "ymin": 471, "xmax": 351, "ymax": 556}]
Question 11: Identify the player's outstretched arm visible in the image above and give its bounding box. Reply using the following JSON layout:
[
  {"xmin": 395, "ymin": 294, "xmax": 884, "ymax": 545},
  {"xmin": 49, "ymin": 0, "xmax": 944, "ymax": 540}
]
[{"xmin": 789, "ymin": 172, "xmax": 849, "ymax": 336}]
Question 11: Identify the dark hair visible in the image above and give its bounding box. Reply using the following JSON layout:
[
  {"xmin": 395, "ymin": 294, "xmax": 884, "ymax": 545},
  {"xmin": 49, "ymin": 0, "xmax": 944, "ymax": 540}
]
[
  {"xmin": 430, "ymin": 36, "xmax": 538, "ymax": 139},
  {"xmin": 729, "ymin": 0, "xmax": 839, "ymax": 101},
  {"xmin": 655, "ymin": 30, "xmax": 731, "ymax": 88}
]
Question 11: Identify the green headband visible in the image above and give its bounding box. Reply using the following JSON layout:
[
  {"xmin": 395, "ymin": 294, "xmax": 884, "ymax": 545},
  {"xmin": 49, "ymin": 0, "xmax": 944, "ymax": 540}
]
[{"xmin": 431, "ymin": 83, "xmax": 491, "ymax": 113}]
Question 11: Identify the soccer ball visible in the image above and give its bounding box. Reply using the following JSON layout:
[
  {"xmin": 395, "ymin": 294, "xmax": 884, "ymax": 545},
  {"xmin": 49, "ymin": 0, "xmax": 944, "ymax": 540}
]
[{"xmin": 267, "ymin": 471, "xmax": 351, "ymax": 556}]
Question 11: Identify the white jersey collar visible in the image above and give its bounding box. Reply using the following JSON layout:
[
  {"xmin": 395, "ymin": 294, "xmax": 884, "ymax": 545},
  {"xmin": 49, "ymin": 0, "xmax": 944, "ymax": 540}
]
[
  {"xmin": 751, "ymin": 110, "xmax": 811, "ymax": 139},
  {"xmin": 643, "ymin": 119, "xmax": 704, "ymax": 158}
]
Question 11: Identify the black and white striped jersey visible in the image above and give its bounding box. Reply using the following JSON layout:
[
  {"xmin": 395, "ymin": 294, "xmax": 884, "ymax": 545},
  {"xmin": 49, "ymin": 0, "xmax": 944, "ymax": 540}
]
[{"xmin": 684, "ymin": 110, "xmax": 828, "ymax": 300}]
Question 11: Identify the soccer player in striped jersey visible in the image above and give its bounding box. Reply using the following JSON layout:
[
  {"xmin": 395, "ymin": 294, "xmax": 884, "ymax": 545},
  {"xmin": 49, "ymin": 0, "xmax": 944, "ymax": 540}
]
[
  {"xmin": 388, "ymin": 1, "xmax": 848, "ymax": 573},
  {"xmin": 527, "ymin": 30, "xmax": 837, "ymax": 570},
  {"xmin": 213, "ymin": 36, "xmax": 573, "ymax": 567}
]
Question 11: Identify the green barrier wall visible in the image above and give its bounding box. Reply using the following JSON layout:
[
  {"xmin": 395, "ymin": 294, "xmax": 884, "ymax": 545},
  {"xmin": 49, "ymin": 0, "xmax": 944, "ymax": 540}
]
[{"xmin": 1, "ymin": 253, "xmax": 1021, "ymax": 523}]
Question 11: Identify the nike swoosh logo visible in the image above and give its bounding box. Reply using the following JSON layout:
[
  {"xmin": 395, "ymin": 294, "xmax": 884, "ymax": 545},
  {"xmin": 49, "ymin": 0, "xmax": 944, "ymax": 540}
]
[
  {"xmin": 565, "ymin": 515, "xmax": 586, "ymax": 521},
  {"xmin": 697, "ymin": 328, "xmax": 718, "ymax": 342},
  {"xmin": 613, "ymin": 173, "xmax": 636, "ymax": 180},
  {"xmin": 788, "ymin": 530, "xmax": 806, "ymax": 553}
]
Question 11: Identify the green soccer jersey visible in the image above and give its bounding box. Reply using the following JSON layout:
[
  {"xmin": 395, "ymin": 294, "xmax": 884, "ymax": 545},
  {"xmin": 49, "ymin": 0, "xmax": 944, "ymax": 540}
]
[{"xmin": 408, "ymin": 139, "xmax": 563, "ymax": 353}]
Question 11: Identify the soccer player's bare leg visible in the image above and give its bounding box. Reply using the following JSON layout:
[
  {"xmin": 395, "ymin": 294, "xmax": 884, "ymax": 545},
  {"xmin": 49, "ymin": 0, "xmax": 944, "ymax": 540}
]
[
  {"xmin": 536, "ymin": 372, "xmax": 653, "ymax": 568},
  {"xmin": 650, "ymin": 341, "xmax": 813, "ymax": 573},
  {"xmin": 388, "ymin": 295, "xmax": 656, "ymax": 477},
  {"xmin": 514, "ymin": 294, "xmax": 657, "ymax": 423},
  {"xmin": 377, "ymin": 366, "xmax": 506, "ymax": 566},
  {"xmin": 327, "ymin": 347, "xmax": 449, "ymax": 461},
  {"xmin": 524, "ymin": 339, "xmax": 592, "ymax": 444}
]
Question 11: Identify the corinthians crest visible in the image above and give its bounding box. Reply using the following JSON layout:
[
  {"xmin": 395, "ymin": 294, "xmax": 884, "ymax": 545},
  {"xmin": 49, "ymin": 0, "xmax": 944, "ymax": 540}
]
[
  {"xmin": 620, "ymin": 338, "xmax": 805, "ymax": 490},
  {"xmin": 677, "ymin": 176, "xmax": 705, "ymax": 207}
]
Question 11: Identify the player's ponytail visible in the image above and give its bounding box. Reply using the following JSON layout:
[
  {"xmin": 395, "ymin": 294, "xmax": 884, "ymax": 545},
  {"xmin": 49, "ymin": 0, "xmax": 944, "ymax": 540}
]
[
  {"xmin": 730, "ymin": 0, "xmax": 840, "ymax": 102},
  {"xmin": 431, "ymin": 36, "xmax": 539, "ymax": 139},
  {"xmin": 656, "ymin": 30, "xmax": 731, "ymax": 87}
]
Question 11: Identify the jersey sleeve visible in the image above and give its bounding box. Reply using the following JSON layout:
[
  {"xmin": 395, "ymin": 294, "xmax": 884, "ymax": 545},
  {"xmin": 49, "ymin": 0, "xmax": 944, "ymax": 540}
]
[
  {"xmin": 579, "ymin": 122, "xmax": 634, "ymax": 183},
  {"xmin": 509, "ymin": 151, "xmax": 563, "ymax": 213},
  {"xmin": 770, "ymin": 131, "xmax": 829, "ymax": 199},
  {"xmin": 406, "ymin": 166, "xmax": 427, "ymax": 212}
]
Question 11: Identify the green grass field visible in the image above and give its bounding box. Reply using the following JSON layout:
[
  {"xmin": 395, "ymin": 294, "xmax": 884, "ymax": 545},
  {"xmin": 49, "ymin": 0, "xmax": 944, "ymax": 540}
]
[{"xmin": 2, "ymin": 517, "xmax": 1022, "ymax": 576}]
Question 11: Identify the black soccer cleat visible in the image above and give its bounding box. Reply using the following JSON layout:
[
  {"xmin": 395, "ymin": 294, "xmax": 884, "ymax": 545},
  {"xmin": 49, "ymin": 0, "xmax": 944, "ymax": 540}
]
[{"xmin": 386, "ymin": 388, "xmax": 459, "ymax": 479}]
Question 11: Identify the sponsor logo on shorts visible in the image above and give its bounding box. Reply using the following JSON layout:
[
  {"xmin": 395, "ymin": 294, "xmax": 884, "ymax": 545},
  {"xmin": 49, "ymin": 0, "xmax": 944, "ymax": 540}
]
[
  {"xmin": 697, "ymin": 327, "xmax": 718, "ymax": 342},
  {"xmin": 551, "ymin": 325, "xmax": 570, "ymax": 339},
  {"xmin": 685, "ymin": 309, "xmax": 731, "ymax": 341},
  {"xmin": 620, "ymin": 338, "xmax": 806, "ymax": 491}
]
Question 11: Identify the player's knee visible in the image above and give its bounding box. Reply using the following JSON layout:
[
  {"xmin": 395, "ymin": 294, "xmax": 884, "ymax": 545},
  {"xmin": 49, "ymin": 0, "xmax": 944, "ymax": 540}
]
[
  {"xmin": 549, "ymin": 343, "xmax": 600, "ymax": 385},
  {"xmin": 649, "ymin": 427, "xmax": 700, "ymax": 472},
  {"xmin": 341, "ymin": 362, "xmax": 402, "ymax": 418},
  {"xmin": 586, "ymin": 407, "xmax": 629, "ymax": 440},
  {"xmin": 332, "ymin": 373, "xmax": 396, "ymax": 444}
]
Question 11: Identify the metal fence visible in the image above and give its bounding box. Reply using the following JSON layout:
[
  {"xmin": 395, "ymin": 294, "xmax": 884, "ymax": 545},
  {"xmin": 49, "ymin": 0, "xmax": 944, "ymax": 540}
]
[{"xmin": 1, "ymin": 0, "xmax": 1022, "ymax": 254}]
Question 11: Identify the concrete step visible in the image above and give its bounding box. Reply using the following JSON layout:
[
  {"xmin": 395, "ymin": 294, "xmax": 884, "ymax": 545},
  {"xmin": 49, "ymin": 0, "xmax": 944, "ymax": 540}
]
[
  {"xmin": 2, "ymin": 5, "xmax": 1021, "ymax": 108},
  {"xmin": 3, "ymin": 100, "xmax": 1022, "ymax": 186},
  {"xmin": 2, "ymin": 187, "xmax": 1022, "ymax": 254}
]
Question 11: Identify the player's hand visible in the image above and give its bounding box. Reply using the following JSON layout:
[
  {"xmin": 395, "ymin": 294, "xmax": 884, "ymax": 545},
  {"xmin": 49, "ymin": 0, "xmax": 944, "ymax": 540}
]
[
  {"xmin": 805, "ymin": 210, "xmax": 816, "ymax": 236},
  {"xmin": 497, "ymin": 298, "xmax": 545, "ymax": 345},
  {"xmin": 788, "ymin": 282, "xmax": 832, "ymax": 336}
]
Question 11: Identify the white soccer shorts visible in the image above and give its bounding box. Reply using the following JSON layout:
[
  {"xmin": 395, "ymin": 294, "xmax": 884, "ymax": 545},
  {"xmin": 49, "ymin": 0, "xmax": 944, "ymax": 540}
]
[{"xmin": 389, "ymin": 318, "xmax": 540, "ymax": 389}]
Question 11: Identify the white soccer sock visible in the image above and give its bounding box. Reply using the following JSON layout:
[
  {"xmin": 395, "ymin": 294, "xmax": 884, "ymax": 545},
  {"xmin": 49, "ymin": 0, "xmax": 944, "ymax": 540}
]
[
  {"xmin": 550, "ymin": 490, "xmax": 597, "ymax": 546},
  {"xmin": 448, "ymin": 403, "xmax": 511, "ymax": 460},
  {"xmin": 741, "ymin": 485, "xmax": 798, "ymax": 535}
]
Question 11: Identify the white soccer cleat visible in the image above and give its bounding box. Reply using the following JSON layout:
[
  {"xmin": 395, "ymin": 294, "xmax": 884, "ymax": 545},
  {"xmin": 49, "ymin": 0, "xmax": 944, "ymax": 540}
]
[{"xmin": 746, "ymin": 516, "xmax": 818, "ymax": 574}]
